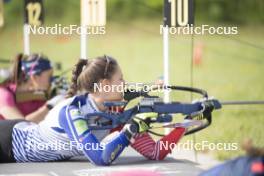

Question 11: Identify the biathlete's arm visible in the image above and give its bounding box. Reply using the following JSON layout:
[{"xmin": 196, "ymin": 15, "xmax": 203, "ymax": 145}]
[
  {"xmin": 59, "ymin": 105, "xmax": 130, "ymax": 166},
  {"xmin": 0, "ymin": 87, "xmax": 48, "ymax": 123},
  {"xmin": 131, "ymin": 128, "xmax": 186, "ymax": 160}
]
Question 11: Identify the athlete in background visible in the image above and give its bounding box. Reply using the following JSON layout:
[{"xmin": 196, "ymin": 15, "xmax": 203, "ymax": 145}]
[{"xmin": 0, "ymin": 53, "xmax": 64, "ymax": 123}]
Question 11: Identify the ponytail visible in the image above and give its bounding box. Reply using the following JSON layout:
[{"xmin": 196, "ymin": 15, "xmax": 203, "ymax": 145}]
[
  {"xmin": 0, "ymin": 53, "xmax": 24, "ymax": 86},
  {"xmin": 66, "ymin": 59, "xmax": 88, "ymax": 98},
  {"xmin": 11, "ymin": 53, "xmax": 24, "ymax": 85}
]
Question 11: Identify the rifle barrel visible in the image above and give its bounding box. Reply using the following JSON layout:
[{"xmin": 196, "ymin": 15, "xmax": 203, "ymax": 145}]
[{"xmin": 220, "ymin": 101, "xmax": 264, "ymax": 105}]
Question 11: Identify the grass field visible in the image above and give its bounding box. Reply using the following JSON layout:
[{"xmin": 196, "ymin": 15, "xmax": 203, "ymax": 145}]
[{"xmin": 0, "ymin": 20, "xmax": 264, "ymax": 161}]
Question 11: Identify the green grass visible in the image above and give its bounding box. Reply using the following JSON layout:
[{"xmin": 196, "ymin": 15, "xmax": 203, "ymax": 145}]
[{"xmin": 0, "ymin": 20, "xmax": 264, "ymax": 161}]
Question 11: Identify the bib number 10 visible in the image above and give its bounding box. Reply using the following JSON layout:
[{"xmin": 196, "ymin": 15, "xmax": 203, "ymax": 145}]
[{"xmin": 164, "ymin": 0, "xmax": 194, "ymax": 27}]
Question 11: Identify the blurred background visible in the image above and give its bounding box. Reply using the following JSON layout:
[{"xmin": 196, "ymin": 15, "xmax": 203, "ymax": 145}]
[{"xmin": 0, "ymin": 0, "xmax": 263, "ymax": 161}]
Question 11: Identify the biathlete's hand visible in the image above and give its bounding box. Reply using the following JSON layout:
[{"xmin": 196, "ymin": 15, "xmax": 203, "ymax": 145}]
[
  {"xmin": 123, "ymin": 113, "xmax": 158, "ymax": 140},
  {"xmin": 132, "ymin": 112, "xmax": 158, "ymax": 133},
  {"xmin": 202, "ymin": 100, "xmax": 215, "ymax": 119}
]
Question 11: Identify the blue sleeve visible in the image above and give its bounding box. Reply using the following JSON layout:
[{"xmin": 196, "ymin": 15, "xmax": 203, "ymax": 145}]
[{"xmin": 59, "ymin": 105, "xmax": 130, "ymax": 166}]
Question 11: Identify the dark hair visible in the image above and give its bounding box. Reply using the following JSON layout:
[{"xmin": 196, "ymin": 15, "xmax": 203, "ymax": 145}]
[
  {"xmin": 67, "ymin": 56, "xmax": 118, "ymax": 97},
  {"xmin": 1, "ymin": 53, "xmax": 52, "ymax": 87},
  {"xmin": 0, "ymin": 53, "xmax": 24, "ymax": 86},
  {"xmin": 11, "ymin": 53, "xmax": 24, "ymax": 85}
]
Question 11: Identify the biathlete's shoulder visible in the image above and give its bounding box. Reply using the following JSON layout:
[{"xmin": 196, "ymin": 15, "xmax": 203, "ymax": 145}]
[{"xmin": 68, "ymin": 93, "xmax": 88, "ymax": 107}]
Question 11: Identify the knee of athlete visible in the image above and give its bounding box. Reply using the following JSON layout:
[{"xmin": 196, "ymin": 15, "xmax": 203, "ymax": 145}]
[
  {"xmin": 157, "ymin": 155, "xmax": 167, "ymax": 161},
  {"xmin": 141, "ymin": 152, "xmax": 167, "ymax": 161},
  {"xmin": 145, "ymin": 154, "xmax": 167, "ymax": 161}
]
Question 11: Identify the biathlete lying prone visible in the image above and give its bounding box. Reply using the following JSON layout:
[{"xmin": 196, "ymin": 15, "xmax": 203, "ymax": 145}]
[
  {"xmin": 0, "ymin": 56, "xmax": 212, "ymax": 165},
  {"xmin": 0, "ymin": 53, "xmax": 64, "ymax": 123}
]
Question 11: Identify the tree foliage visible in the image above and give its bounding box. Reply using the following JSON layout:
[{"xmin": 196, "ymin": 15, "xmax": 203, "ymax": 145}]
[{"xmin": 2, "ymin": 0, "xmax": 263, "ymax": 26}]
